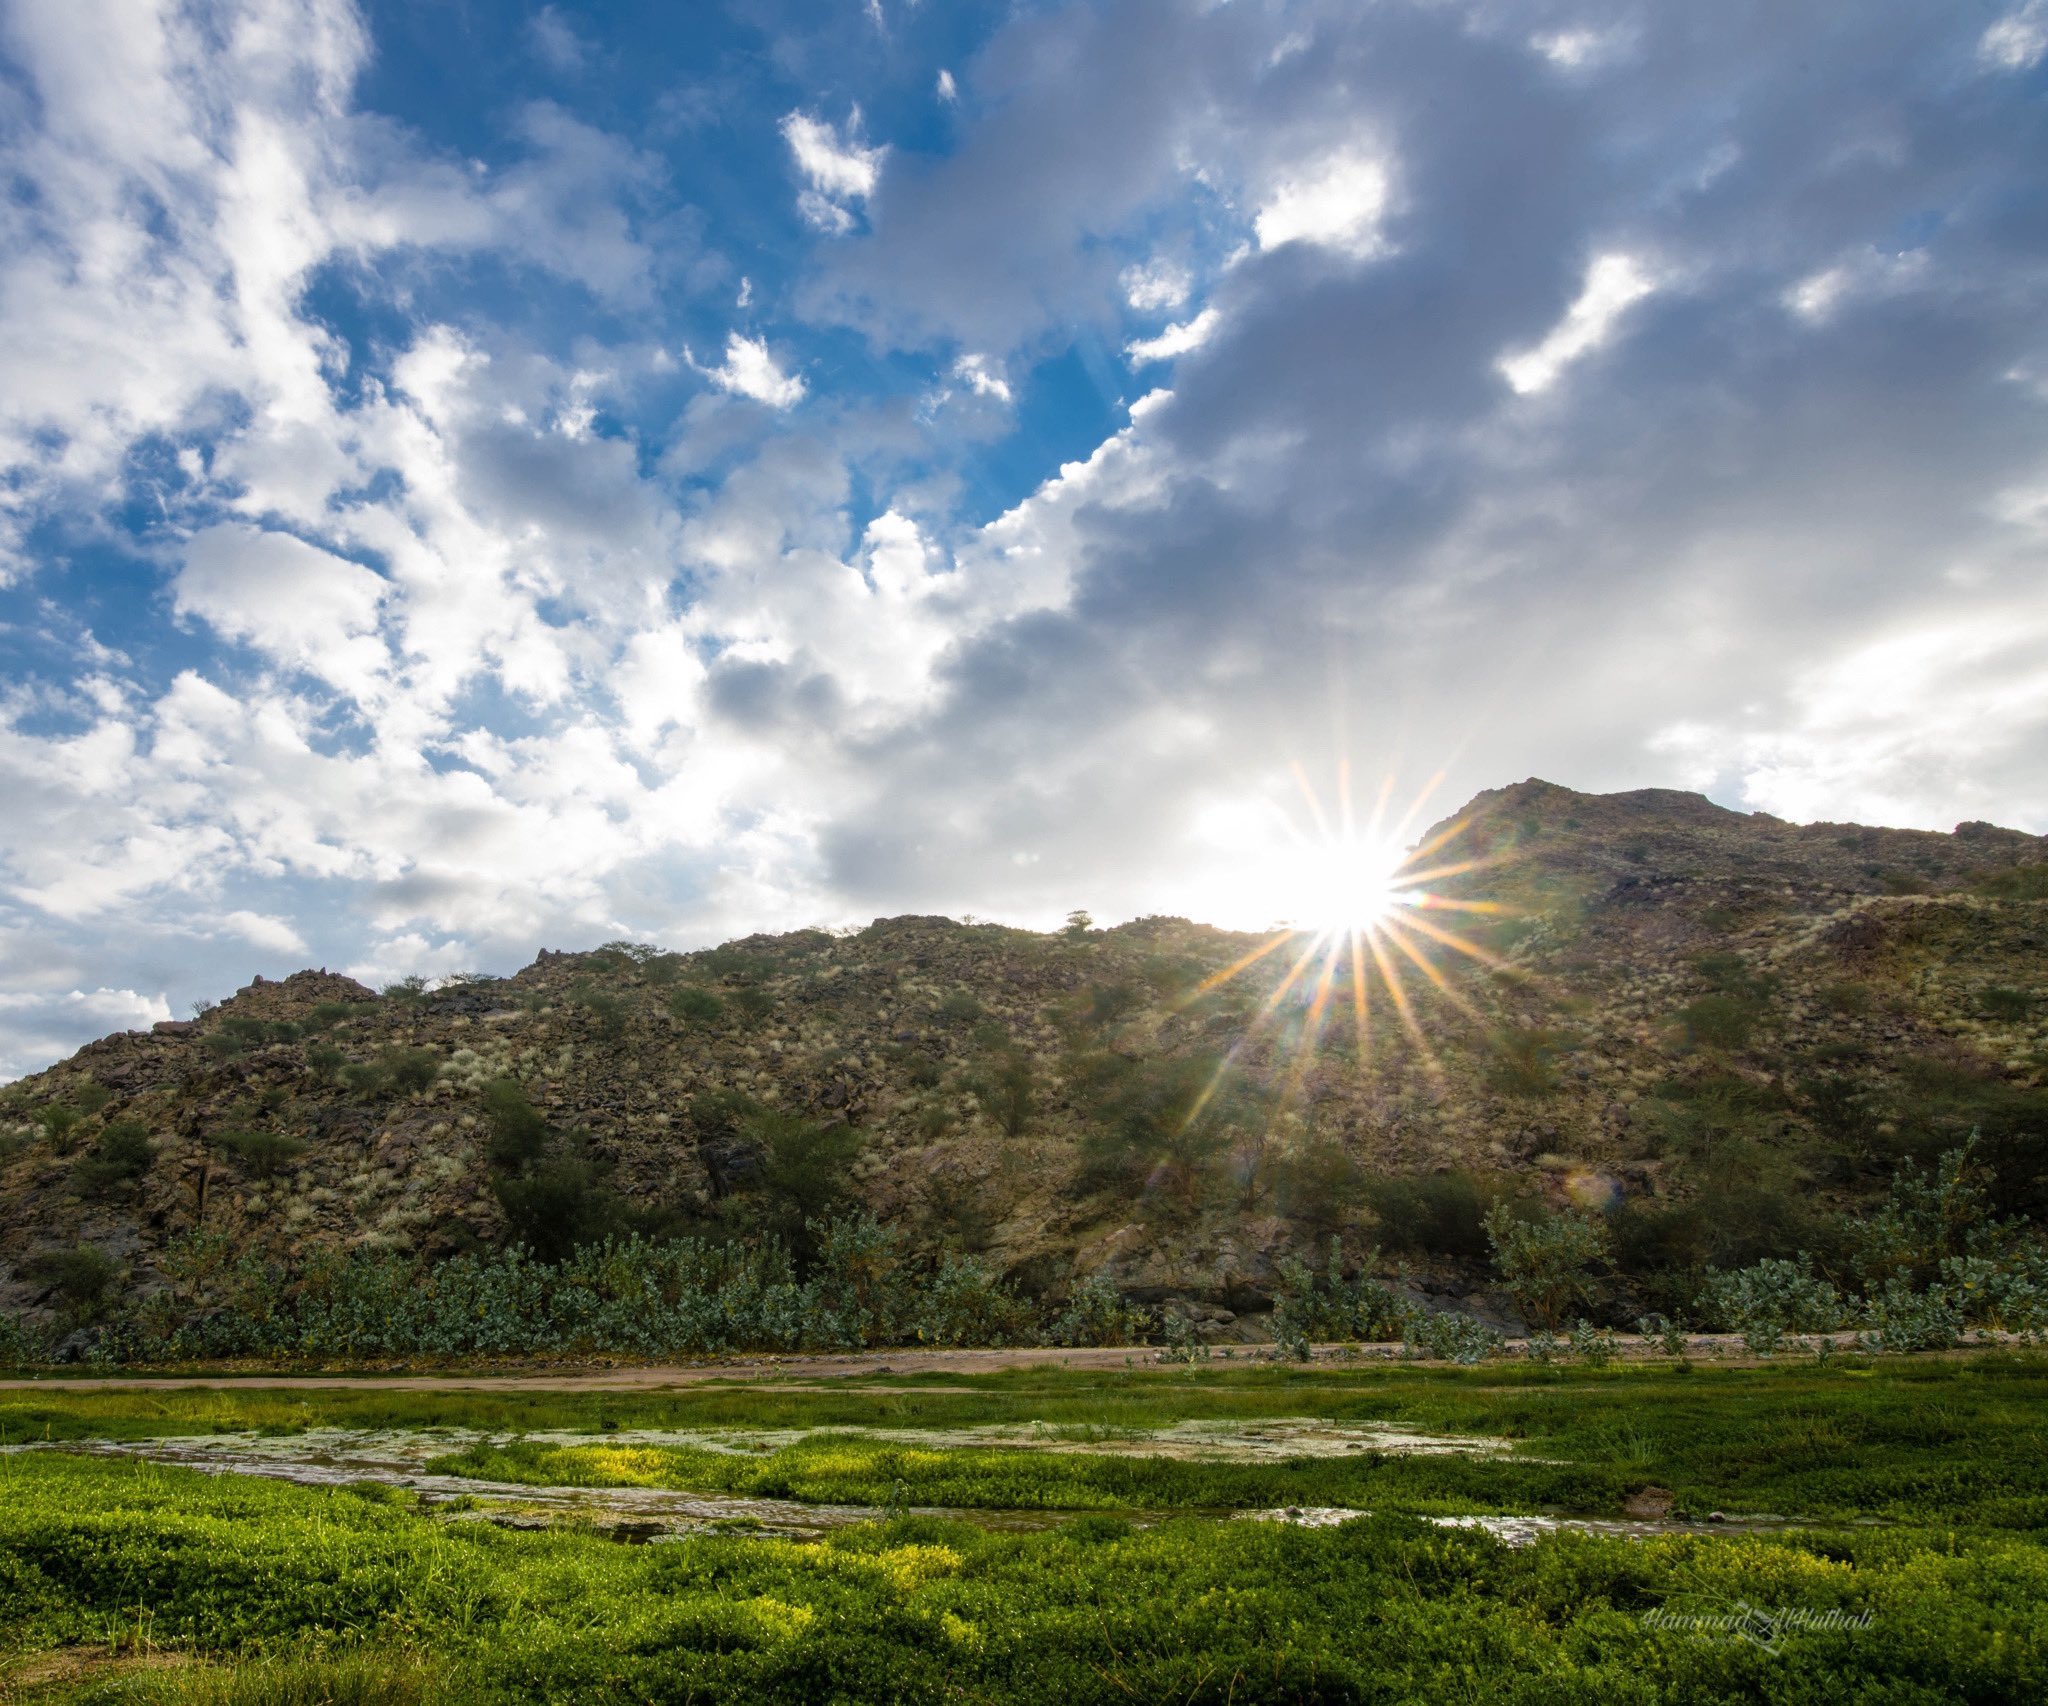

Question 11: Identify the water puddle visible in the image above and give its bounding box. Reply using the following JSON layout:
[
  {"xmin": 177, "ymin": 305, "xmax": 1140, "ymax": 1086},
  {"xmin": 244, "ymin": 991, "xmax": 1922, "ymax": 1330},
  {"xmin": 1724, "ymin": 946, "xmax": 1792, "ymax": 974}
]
[
  {"xmin": 1241, "ymin": 1507, "xmax": 1803, "ymax": 1547},
  {"xmin": 8, "ymin": 1433, "xmax": 991, "ymax": 1539},
  {"xmin": 3, "ymin": 1418, "xmax": 1557, "ymax": 1545}
]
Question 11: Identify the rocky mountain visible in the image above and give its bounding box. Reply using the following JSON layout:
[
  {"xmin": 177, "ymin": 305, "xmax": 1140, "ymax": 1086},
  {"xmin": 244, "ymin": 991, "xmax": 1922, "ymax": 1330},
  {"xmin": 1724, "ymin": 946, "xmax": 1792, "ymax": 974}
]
[{"xmin": 3, "ymin": 779, "xmax": 2044, "ymax": 1332}]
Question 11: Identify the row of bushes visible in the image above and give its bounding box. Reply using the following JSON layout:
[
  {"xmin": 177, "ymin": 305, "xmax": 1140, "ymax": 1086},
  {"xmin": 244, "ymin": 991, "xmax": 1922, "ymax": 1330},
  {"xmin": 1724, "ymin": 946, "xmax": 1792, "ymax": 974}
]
[{"xmin": 0, "ymin": 1215, "xmax": 1150, "ymax": 1367}]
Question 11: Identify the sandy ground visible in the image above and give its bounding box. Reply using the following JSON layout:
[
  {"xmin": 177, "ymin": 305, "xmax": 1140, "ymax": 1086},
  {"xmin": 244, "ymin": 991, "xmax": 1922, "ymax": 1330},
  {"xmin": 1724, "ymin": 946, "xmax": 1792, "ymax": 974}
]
[{"xmin": 0, "ymin": 1330, "xmax": 1972, "ymax": 1391}]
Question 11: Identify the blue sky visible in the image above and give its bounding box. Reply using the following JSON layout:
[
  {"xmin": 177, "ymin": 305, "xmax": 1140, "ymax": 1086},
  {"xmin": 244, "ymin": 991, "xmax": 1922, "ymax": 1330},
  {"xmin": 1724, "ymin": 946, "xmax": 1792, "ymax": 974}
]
[{"xmin": 1, "ymin": 0, "xmax": 2046, "ymax": 1077}]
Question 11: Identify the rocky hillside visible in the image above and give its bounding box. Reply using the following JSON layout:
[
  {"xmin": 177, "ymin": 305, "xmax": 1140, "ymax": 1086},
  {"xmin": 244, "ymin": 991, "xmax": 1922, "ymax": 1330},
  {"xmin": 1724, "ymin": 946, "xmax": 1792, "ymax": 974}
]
[{"xmin": 3, "ymin": 780, "xmax": 2045, "ymax": 1330}]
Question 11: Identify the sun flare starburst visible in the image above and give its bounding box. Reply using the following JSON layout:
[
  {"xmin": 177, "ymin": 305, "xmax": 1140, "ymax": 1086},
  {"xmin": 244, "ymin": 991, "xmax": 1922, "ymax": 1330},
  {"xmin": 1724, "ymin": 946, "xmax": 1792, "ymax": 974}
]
[{"xmin": 1175, "ymin": 765, "xmax": 1518, "ymax": 1126}]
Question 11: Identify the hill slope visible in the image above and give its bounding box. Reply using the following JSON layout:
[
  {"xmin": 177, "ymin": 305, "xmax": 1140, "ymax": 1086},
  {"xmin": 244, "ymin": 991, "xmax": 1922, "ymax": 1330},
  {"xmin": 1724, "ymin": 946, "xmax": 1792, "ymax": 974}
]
[{"xmin": 3, "ymin": 780, "xmax": 2044, "ymax": 1333}]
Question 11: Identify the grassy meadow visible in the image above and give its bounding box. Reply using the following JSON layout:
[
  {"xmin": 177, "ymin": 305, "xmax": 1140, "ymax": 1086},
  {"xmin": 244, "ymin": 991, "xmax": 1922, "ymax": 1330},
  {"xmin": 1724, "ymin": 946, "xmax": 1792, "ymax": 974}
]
[{"xmin": 2, "ymin": 1356, "xmax": 2044, "ymax": 1702}]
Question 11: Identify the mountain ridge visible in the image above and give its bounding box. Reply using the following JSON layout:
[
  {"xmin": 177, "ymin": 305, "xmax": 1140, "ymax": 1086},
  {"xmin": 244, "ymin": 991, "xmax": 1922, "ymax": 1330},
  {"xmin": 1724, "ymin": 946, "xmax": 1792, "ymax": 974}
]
[{"xmin": 3, "ymin": 779, "xmax": 2044, "ymax": 1336}]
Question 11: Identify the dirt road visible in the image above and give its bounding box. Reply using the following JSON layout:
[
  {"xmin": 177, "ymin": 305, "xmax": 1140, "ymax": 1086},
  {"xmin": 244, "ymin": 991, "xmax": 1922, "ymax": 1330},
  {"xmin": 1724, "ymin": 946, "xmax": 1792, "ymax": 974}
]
[{"xmin": 0, "ymin": 1330, "xmax": 1935, "ymax": 1390}]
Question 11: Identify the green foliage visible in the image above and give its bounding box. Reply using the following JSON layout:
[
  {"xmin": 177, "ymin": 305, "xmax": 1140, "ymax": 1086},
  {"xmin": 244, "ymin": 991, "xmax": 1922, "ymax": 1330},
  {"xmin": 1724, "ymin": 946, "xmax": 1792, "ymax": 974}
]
[
  {"xmin": 935, "ymin": 989, "xmax": 983, "ymax": 1024},
  {"xmin": 1698, "ymin": 1259, "xmax": 1847, "ymax": 1353},
  {"xmin": 1268, "ymin": 1136, "xmax": 1366, "ymax": 1236},
  {"xmin": 669, "ymin": 985, "xmax": 726, "ymax": 1024},
  {"xmin": 33, "ymin": 1102, "xmax": 82, "ymax": 1154},
  {"xmin": 381, "ymin": 974, "xmax": 428, "ymax": 1001},
  {"xmin": 1073, "ymin": 1053, "xmax": 1252, "ymax": 1214},
  {"xmin": 1679, "ymin": 990, "xmax": 1766, "ymax": 1051},
  {"xmin": 71, "ymin": 1081, "xmax": 113, "ymax": 1116},
  {"xmin": 1975, "ymin": 985, "xmax": 2039, "ymax": 1022},
  {"xmin": 337, "ymin": 1060, "xmax": 391, "ymax": 1098},
  {"xmin": 1063, "ymin": 908, "xmax": 1094, "ymax": 938},
  {"xmin": 1484, "ymin": 1203, "xmax": 1608, "ymax": 1329},
  {"xmin": 303, "ymin": 1000, "xmax": 365, "ymax": 1031},
  {"xmin": 1271, "ymin": 1240, "xmax": 1415, "ymax": 1346},
  {"xmin": 1364, "ymin": 1170, "xmax": 1493, "ymax": 1259},
  {"xmin": 340, "ymin": 1045, "xmax": 442, "ymax": 1099},
  {"xmin": 1485, "ymin": 1024, "xmax": 1566, "ymax": 1097},
  {"xmin": 641, "ymin": 952, "xmax": 688, "ymax": 986},
  {"xmin": 1851, "ymin": 1135, "xmax": 2016, "ymax": 1290},
  {"xmin": 1974, "ymin": 862, "xmax": 2048, "ymax": 898},
  {"xmin": 729, "ymin": 984, "xmax": 776, "ymax": 1024},
  {"xmin": 211, "ymin": 1128, "xmax": 307, "ymax": 1178},
  {"xmin": 491, "ymin": 1139, "xmax": 630, "ymax": 1263},
  {"xmin": 724, "ymin": 1113, "xmax": 865, "ymax": 1267},
  {"xmin": 25, "ymin": 1242, "xmax": 121, "ymax": 1317},
  {"xmin": 966, "ymin": 1048, "xmax": 1034, "ymax": 1138},
  {"xmin": 480, "ymin": 1078, "xmax": 550, "ymax": 1170},
  {"xmin": 72, "ymin": 1119, "xmax": 155, "ymax": 1191},
  {"xmin": 1405, "ymin": 1309, "xmax": 1501, "ymax": 1364},
  {"xmin": 1083, "ymin": 981, "xmax": 1140, "ymax": 1026},
  {"xmin": 304, "ymin": 1041, "xmax": 345, "ymax": 1081},
  {"xmin": 1047, "ymin": 1274, "xmax": 1148, "ymax": 1347},
  {"xmin": 571, "ymin": 982, "xmax": 628, "ymax": 1038}
]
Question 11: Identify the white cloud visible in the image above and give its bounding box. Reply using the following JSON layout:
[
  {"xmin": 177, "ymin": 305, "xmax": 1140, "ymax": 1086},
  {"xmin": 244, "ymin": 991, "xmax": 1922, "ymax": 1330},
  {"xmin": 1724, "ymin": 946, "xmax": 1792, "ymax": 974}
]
[
  {"xmin": 781, "ymin": 110, "xmax": 885, "ymax": 234},
  {"xmin": 1783, "ymin": 247, "xmax": 1929, "ymax": 322},
  {"xmin": 952, "ymin": 353, "xmax": 1012, "ymax": 403},
  {"xmin": 702, "ymin": 334, "xmax": 807, "ymax": 408},
  {"xmin": 0, "ymin": 988, "xmax": 171, "ymax": 1082},
  {"xmin": 1120, "ymin": 258, "xmax": 1191, "ymax": 313},
  {"xmin": 1651, "ymin": 607, "xmax": 2048, "ymax": 831},
  {"xmin": 1981, "ymin": 2, "xmax": 2048, "ymax": 69},
  {"xmin": 175, "ymin": 524, "xmax": 390, "ymax": 693},
  {"xmin": 1498, "ymin": 254, "xmax": 1658, "ymax": 394},
  {"xmin": 1253, "ymin": 146, "xmax": 1390, "ymax": 258},
  {"xmin": 528, "ymin": 6, "xmax": 589, "ymax": 74},
  {"xmin": 219, "ymin": 909, "xmax": 310, "ymax": 954},
  {"xmin": 1125, "ymin": 307, "xmax": 1220, "ymax": 364},
  {"xmin": 936, "ymin": 68, "xmax": 958, "ymax": 104}
]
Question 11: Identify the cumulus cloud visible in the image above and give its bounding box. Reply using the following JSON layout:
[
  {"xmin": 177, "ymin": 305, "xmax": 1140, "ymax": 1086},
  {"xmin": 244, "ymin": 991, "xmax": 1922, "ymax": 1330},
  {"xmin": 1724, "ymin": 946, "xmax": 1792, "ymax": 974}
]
[
  {"xmin": 1498, "ymin": 253, "xmax": 1658, "ymax": 394},
  {"xmin": 1, "ymin": 0, "xmax": 2045, "ymax": 1082},
  {"xmin": 702, "ymin": 335, "xmax": 807, "ymax": 408},
  {"xmin": 781, "ymin": 110, "xmax": 885, "ymax": 234},
  {"xmin": 1253, "ymin": 145, "xmax": 1391, "ymax": 257},
  {"xmin": 1125, "ymin": 308, "xmax": 1220, "ymax": 364}
]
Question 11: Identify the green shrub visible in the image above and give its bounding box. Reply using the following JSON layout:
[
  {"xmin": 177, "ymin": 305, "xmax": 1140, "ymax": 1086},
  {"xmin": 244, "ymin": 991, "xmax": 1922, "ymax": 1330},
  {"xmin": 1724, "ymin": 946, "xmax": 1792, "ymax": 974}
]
[
  {"xmin": 480, "ymin": 1078, "xmax": 550, "ymax": 1170},
  {"xmin": 1270, "ymin": 1137, "xmax": 1367, "ymax": 1236},
  {"xmin": 1976, "ymin": 986, "xmax": 2039, "ymax": 1022},
  {"xmin": 729, "ymin": 984, "xmax": 776, "ymax": 1024},
  {"xmin": 34, "ymin": 1103, "xmax": 82, "ymax": 1154},
  {"xmin": 304, "ymin": 1001, "xmax": 365, "ymax": 1031},
  {"xmin": 1273, "ymin": 1240, "xmax": 1415, "ymax": 1345},
  {"xmin": 1405, "ymin": 1309, "xmax": 1500, "ymax": 1364},
  {"xmin": 72, "ymin": 1082, "xmax": 113, "ymax": 1116},
  {"xmin": 936, "ymin": 989, "xmax": 983, "ymax": 1024},
  {"xmin": 1679, "ymin": 991, "xmax": 1765, "ymax": 1050},
  {"xmin": 1699, "ymin": 1258, "xmax": 1846, "ymax": 1352},
  {"xmin": 1048, "ymin": 1274, "xmax": 1147, "ymax": 1346},
  {"xmin": 1364, "ymin": 1171, "xmax": 1492, "ymax": 1259},
  {"xmin": 26, "ymin": 1243, "xmax": 121, "ymax": 1316},
  {"xmin": 1485, "ymin": 1025, "xmax": 1565, "ymax": 1097},
  {"xmin": 304, "ymin": 1041, "xmax": 345, "ymax": 1081},
  {"xmin": 1975, "ymin": 863, "xmax": 2048, "ymax": 899},
  {"xmin": 212, "ymin": 1128, "xmax": 307, "ymax": 1178},
  {"xmin": 338, "ymin": 1061, "xmax": 391, "ymax": 1099},
  {"xmin": 73, "ymin": 1119, "xmax": 154, "ymax": 1191},
  {"xmin": 381, "ymin": 1047, "xmax": 442, "ymax": 1094},
  {"xmin": 967, "ymin": 1048, "xmax": 1034, "ymax": 1137},
  {"xmin": 668, "ymin": 986, "xmax": 725, "ymax": 1024},
  {"xmin": 1484, "ymin": 1203, "xmax": 1608, "ymax": 1329}
]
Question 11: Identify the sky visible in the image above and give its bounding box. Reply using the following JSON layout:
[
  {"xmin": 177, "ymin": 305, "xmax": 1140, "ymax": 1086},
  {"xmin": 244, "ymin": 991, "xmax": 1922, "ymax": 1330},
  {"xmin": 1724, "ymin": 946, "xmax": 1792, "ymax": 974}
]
[{"xmin": 1, "ymin": 0, "xmax": 2045, "ymax": 1079}]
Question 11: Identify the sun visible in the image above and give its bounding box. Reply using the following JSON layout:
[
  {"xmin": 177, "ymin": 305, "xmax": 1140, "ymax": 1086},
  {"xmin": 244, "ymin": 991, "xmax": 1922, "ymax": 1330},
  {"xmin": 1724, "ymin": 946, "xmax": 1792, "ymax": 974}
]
[
  {"xmin": 1278, "ymin": 829, "xmax": 1420, "ymax": 933},
  {"xmin": 1175, "ymin": 764, "xmax": 1516, "ymax": 1089}
]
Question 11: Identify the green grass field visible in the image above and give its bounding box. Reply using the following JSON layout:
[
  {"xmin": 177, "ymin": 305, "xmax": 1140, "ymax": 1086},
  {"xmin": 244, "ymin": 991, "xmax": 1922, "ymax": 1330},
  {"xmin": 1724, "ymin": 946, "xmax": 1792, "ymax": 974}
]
[{"xmin": 3, "ymin": 1357, "xmax": 2044, "ymax": 1702}]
